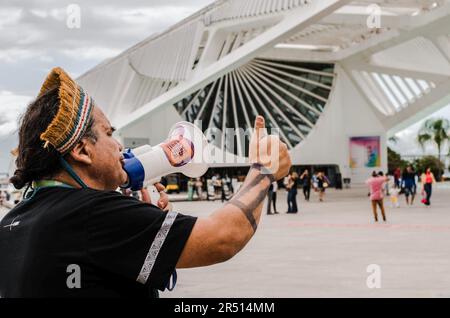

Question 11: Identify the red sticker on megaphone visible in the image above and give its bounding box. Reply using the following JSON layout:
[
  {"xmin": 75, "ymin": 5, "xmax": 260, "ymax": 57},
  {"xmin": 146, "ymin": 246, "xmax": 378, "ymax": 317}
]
[{"xmin": 161, "ymin": 133, "xmax": 195, "ymax": 167}]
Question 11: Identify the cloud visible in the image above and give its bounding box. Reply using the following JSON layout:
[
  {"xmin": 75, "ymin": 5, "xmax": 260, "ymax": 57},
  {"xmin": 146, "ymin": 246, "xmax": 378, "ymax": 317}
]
[
  {"xmin": 0, "ymin": 48, "xmax": 44, "ymax": 63},
  {"xmin": 93, "ymin": 5, "xmax": 200, "ymax": 25},
  {"xmin": 0, "ymin": 7, "xmax": 23, "ymax": 29},
  {"xmin": 0, "ymin": 0, "xmax": 215, "ymax": 89},
  {"xmin": 0, "ymin": 91, "xmax": 32, "ymax": 138},
  {"xmin": 60, "ymin": 47, "xmax": 122, "ymax": 61},
  {"xmin": 0, "ymin": 0, "xmax": 215, "ymax": 172},
  {"xmin": 0, "ymin": 1, "xmax": 214, "ymax": 64}
]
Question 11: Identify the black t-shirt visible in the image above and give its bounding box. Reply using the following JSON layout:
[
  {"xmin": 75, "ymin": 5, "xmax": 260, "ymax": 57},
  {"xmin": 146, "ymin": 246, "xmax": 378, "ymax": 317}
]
[
  {"xmin": 301, "ymin": 175, "xmax": 311, "ymax": 188},
  {"xmin": 0, "ymin": 187, "xmax": 197, "ymax": 298},
  {"xmin": 317, "ymin": 177, "xmax": 324, "ymax": 189}
]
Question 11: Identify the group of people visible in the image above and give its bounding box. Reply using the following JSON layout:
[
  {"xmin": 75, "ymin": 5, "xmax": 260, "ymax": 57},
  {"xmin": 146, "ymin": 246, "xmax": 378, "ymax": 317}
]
[
  {"xmin": 186, "ymin": 174, "xmax": 237, "ymax": 202},
  {"xmin": 187, "ymin": 177, "xmax": 205, "ymax": 200},
  {"xmin": 366, "ymin": 166, "xmax": 437, "ymax": 222},
  {"xmin": 266, "ymin": 169, "xmax": 330, "ymax": 215},
  {"xmin": 210, "ymin": 174, "xmax": 234, "ymax": 202}
]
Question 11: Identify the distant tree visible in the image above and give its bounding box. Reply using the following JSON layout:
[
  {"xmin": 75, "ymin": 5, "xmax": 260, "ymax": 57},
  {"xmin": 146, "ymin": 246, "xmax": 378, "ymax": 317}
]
[
  {"xmin": 417, "ymin": 118, "xmax": 450, "ymax": 162},
  {"xmin": 387, "ymin": 147, "xmax": 409, "ymax": 174}
]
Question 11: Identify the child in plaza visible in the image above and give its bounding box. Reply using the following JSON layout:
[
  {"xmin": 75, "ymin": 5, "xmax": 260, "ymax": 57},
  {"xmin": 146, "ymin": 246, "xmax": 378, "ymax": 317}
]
[
  {"xmin": 390, "ymin": 186, "xmax": 400, "ymax": 208},
  {"xmin": 388, "ymin": 176, "xmax": 400, "ymax": 208}
]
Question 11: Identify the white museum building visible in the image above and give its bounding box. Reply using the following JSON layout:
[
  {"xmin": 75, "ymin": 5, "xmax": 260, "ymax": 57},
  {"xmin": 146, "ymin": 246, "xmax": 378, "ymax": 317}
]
[{"xmin": 77, "ymin": 0, "xmax": 450, "ymax": 184}]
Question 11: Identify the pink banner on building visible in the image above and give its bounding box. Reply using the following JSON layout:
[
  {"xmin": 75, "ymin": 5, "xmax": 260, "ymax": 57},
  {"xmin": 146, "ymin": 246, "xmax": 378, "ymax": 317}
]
[{"xmin": 349, "ymin": 136, "xmax": 381, "ymax": 168}]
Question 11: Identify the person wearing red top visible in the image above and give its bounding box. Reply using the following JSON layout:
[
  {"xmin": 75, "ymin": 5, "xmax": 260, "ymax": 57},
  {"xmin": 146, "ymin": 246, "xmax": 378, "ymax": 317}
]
[
  {"xmin": 420, "ymin": 168, "xmax": 436, "ymax": 206},
  {"xmin": 393, "ymin": 167, "xmax": 401, "ymax": 189}
]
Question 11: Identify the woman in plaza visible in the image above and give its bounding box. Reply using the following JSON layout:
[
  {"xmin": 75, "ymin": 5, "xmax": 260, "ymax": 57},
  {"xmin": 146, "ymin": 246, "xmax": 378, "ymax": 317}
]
[
  {"xmin": 420, "ymin": 168, "xmax": 436, "ymax": 206},
  {"xmin": 316, "ymin": 172, "xmax": 329, "ymax": 202},
  {"xmin": 402, "ymin": 166, "xmax": 417, "ymax": 206},
  {"xmin": 195, "ymin": 177, "xmax": 203, "ymax": 200},
  {"xmin": 366, "ymin": 171, "xmax": 389, "ymax": 222},
  {"xmin": 286, "ymin": 172, "xmax": 299, "ymax": 213},
  {"xmin": 300, "ymin": 169, "xmax": 312, "ymax": 202}
]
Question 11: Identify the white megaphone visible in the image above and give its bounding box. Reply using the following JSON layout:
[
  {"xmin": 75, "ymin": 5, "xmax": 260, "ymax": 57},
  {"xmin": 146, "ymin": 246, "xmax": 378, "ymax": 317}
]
[{"xmin": 121, "ymin": 121, "xmax": 210, "ymax": 191}]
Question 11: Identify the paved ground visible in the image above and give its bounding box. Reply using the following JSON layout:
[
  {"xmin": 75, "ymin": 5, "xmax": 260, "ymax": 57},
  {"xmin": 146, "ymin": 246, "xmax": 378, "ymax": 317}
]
[
  {"xmin": 2, "ymin": 185, "xmax": 449, "ymax": 297},
  {"xmin": 161, "ymin": 184, "xmax": 450, "ymax": 298}
]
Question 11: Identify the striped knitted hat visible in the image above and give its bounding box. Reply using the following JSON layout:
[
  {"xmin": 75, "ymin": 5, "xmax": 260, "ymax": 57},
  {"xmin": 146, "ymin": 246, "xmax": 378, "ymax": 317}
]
[{"xmin": 38, "ymin": 67, "xmax": 95, "ymax": 154}]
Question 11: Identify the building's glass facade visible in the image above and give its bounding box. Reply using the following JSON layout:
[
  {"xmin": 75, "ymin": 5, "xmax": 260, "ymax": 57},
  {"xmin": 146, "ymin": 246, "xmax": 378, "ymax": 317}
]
[{"xmin": 174, "ymin": 59, "xmax": 335, "ymax": 156}]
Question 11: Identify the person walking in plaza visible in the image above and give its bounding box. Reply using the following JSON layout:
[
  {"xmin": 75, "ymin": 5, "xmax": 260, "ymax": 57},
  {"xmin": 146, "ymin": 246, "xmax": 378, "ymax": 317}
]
[
  {"xmin": 194, "ymin": 177, "xmax": 203, "ymax": 200},
  {"xmin": 393, "ymin": 167, "xmax": 401, "ymax": 189},
  {"xmin": 316, "ymin": 172, "xmax": 329, "ymax": 202},
  {"xmin": 212, "ymin": 173, "xmax": 222, "ymax": 201},
  {"xmin": 221, "ymin": 175, "xmax": 227, "ymax": 203},
  {"xmin": 285, "ymin": 173, "xmax": 291, "ymax": 208},
  {"xmin": 388, "ymin": 177, "xmax": 400, "ymax": 208},
  {"xmin": 402, "ymin": 166, "xmax": 417, "ymax": 206},
  {"xmin": 366, "ymin": 171, "xmax": 389, "ymax": 222},
  {"xmin": 225, "ymin": 174, "xmax": 234, "ymax": 195},
  {"xmin": 266, "ymin": 181, "xmax": 279, "ymax": 215},
  {"xmin": 286, "ymin": 172, "xmax": 299, "ymax": 213},
  {"xmin": 420, "ymin": 168, "xmax": 436, "ymax": 206},
  {"xmin": 384, "ymin": 173, "xmax": 391, "ymax": 196},
  {"xmin": 300, "ymin": 169, "xmax": 311, "ymax": 201}
]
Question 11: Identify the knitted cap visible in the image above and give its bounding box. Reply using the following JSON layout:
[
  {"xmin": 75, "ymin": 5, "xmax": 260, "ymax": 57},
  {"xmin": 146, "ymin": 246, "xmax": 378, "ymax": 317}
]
[{"xmin": 38, "ymin": 67, "xmax": 94, "ymax": 154}]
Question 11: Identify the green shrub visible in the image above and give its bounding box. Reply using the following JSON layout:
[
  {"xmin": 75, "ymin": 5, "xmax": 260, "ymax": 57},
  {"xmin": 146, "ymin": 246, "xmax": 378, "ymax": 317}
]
[{"xmin": 413, "ymin": 156, "xmax": 445, "ymax": 180}]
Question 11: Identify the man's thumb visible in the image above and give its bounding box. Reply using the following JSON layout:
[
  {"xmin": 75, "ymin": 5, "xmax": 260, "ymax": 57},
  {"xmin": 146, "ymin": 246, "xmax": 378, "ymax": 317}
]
[{"xmin": 254, "ymin": 116, "xmax": 266, "ymax": 140}]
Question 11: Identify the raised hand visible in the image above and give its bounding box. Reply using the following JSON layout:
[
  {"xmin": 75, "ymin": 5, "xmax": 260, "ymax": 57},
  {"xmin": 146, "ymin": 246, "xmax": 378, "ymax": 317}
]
[{"xmin": 249, "ymin": 115, "xmax": 291, "ymax": 181}]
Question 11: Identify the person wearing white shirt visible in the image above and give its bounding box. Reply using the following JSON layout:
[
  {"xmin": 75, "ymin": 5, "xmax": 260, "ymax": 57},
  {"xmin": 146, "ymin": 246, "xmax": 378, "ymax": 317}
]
[{"xmin": 266, "ymin": 181, "xmax": 279, "ymax": 215}]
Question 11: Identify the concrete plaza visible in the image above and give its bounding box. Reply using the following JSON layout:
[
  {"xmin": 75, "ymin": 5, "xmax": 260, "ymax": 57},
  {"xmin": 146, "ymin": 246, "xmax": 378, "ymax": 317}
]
[
  {"xmin": 1, "ymin": 184, "xmax": 449, "ymax": 298},
  {"xmin": 163, "ymin": 184, "xmax": 450, "ymax": 298}
]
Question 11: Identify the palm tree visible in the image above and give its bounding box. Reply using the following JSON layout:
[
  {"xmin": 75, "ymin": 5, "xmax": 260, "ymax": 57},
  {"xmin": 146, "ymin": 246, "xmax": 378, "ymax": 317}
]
[{"xmin": 417, "ymin": 118, "xmax": 450, "ymax": 162}]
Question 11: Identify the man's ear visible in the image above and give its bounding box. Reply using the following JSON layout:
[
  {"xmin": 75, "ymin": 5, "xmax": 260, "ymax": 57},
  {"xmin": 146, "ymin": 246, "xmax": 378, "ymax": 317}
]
[{"xmin": 68, "ymin": 138, "xmax": 94, "ymax": 165}]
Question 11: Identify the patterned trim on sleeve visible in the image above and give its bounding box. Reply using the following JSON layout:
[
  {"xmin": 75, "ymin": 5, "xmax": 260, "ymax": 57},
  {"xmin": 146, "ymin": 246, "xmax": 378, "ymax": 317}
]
[{"xmin": 136, "ymin": 211, "xmax": 178, "ymax": 284}]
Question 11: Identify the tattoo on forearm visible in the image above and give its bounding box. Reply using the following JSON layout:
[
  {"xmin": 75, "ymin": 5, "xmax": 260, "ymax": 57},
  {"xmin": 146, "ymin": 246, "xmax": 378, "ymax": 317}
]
[
  {"xmin": 228, "ymin": 199, "xmax": 258, "ymax": 232},
  {"xmin": 227, "ymin": 165, "xmax": 274, "ymax": 232},
  {"xmin": 232, "ymin": 173, "xmax": 268, "ymax": 202}
]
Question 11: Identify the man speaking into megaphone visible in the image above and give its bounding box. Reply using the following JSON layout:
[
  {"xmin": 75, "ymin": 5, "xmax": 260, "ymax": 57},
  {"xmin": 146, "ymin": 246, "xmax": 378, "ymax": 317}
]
[{"xmin": 0, "ymin": 67, "xmax": 291, "ymax": 298}]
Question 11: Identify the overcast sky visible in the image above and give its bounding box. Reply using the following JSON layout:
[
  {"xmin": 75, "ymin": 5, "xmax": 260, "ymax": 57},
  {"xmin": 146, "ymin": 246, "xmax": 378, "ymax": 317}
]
[
  {"xmin": 0, "ymin": 0, "xmax": 215, "ymax": 173},
  {"xmin": 0, "ymin": 0, "xmax": 449, "ymax": 173}
]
